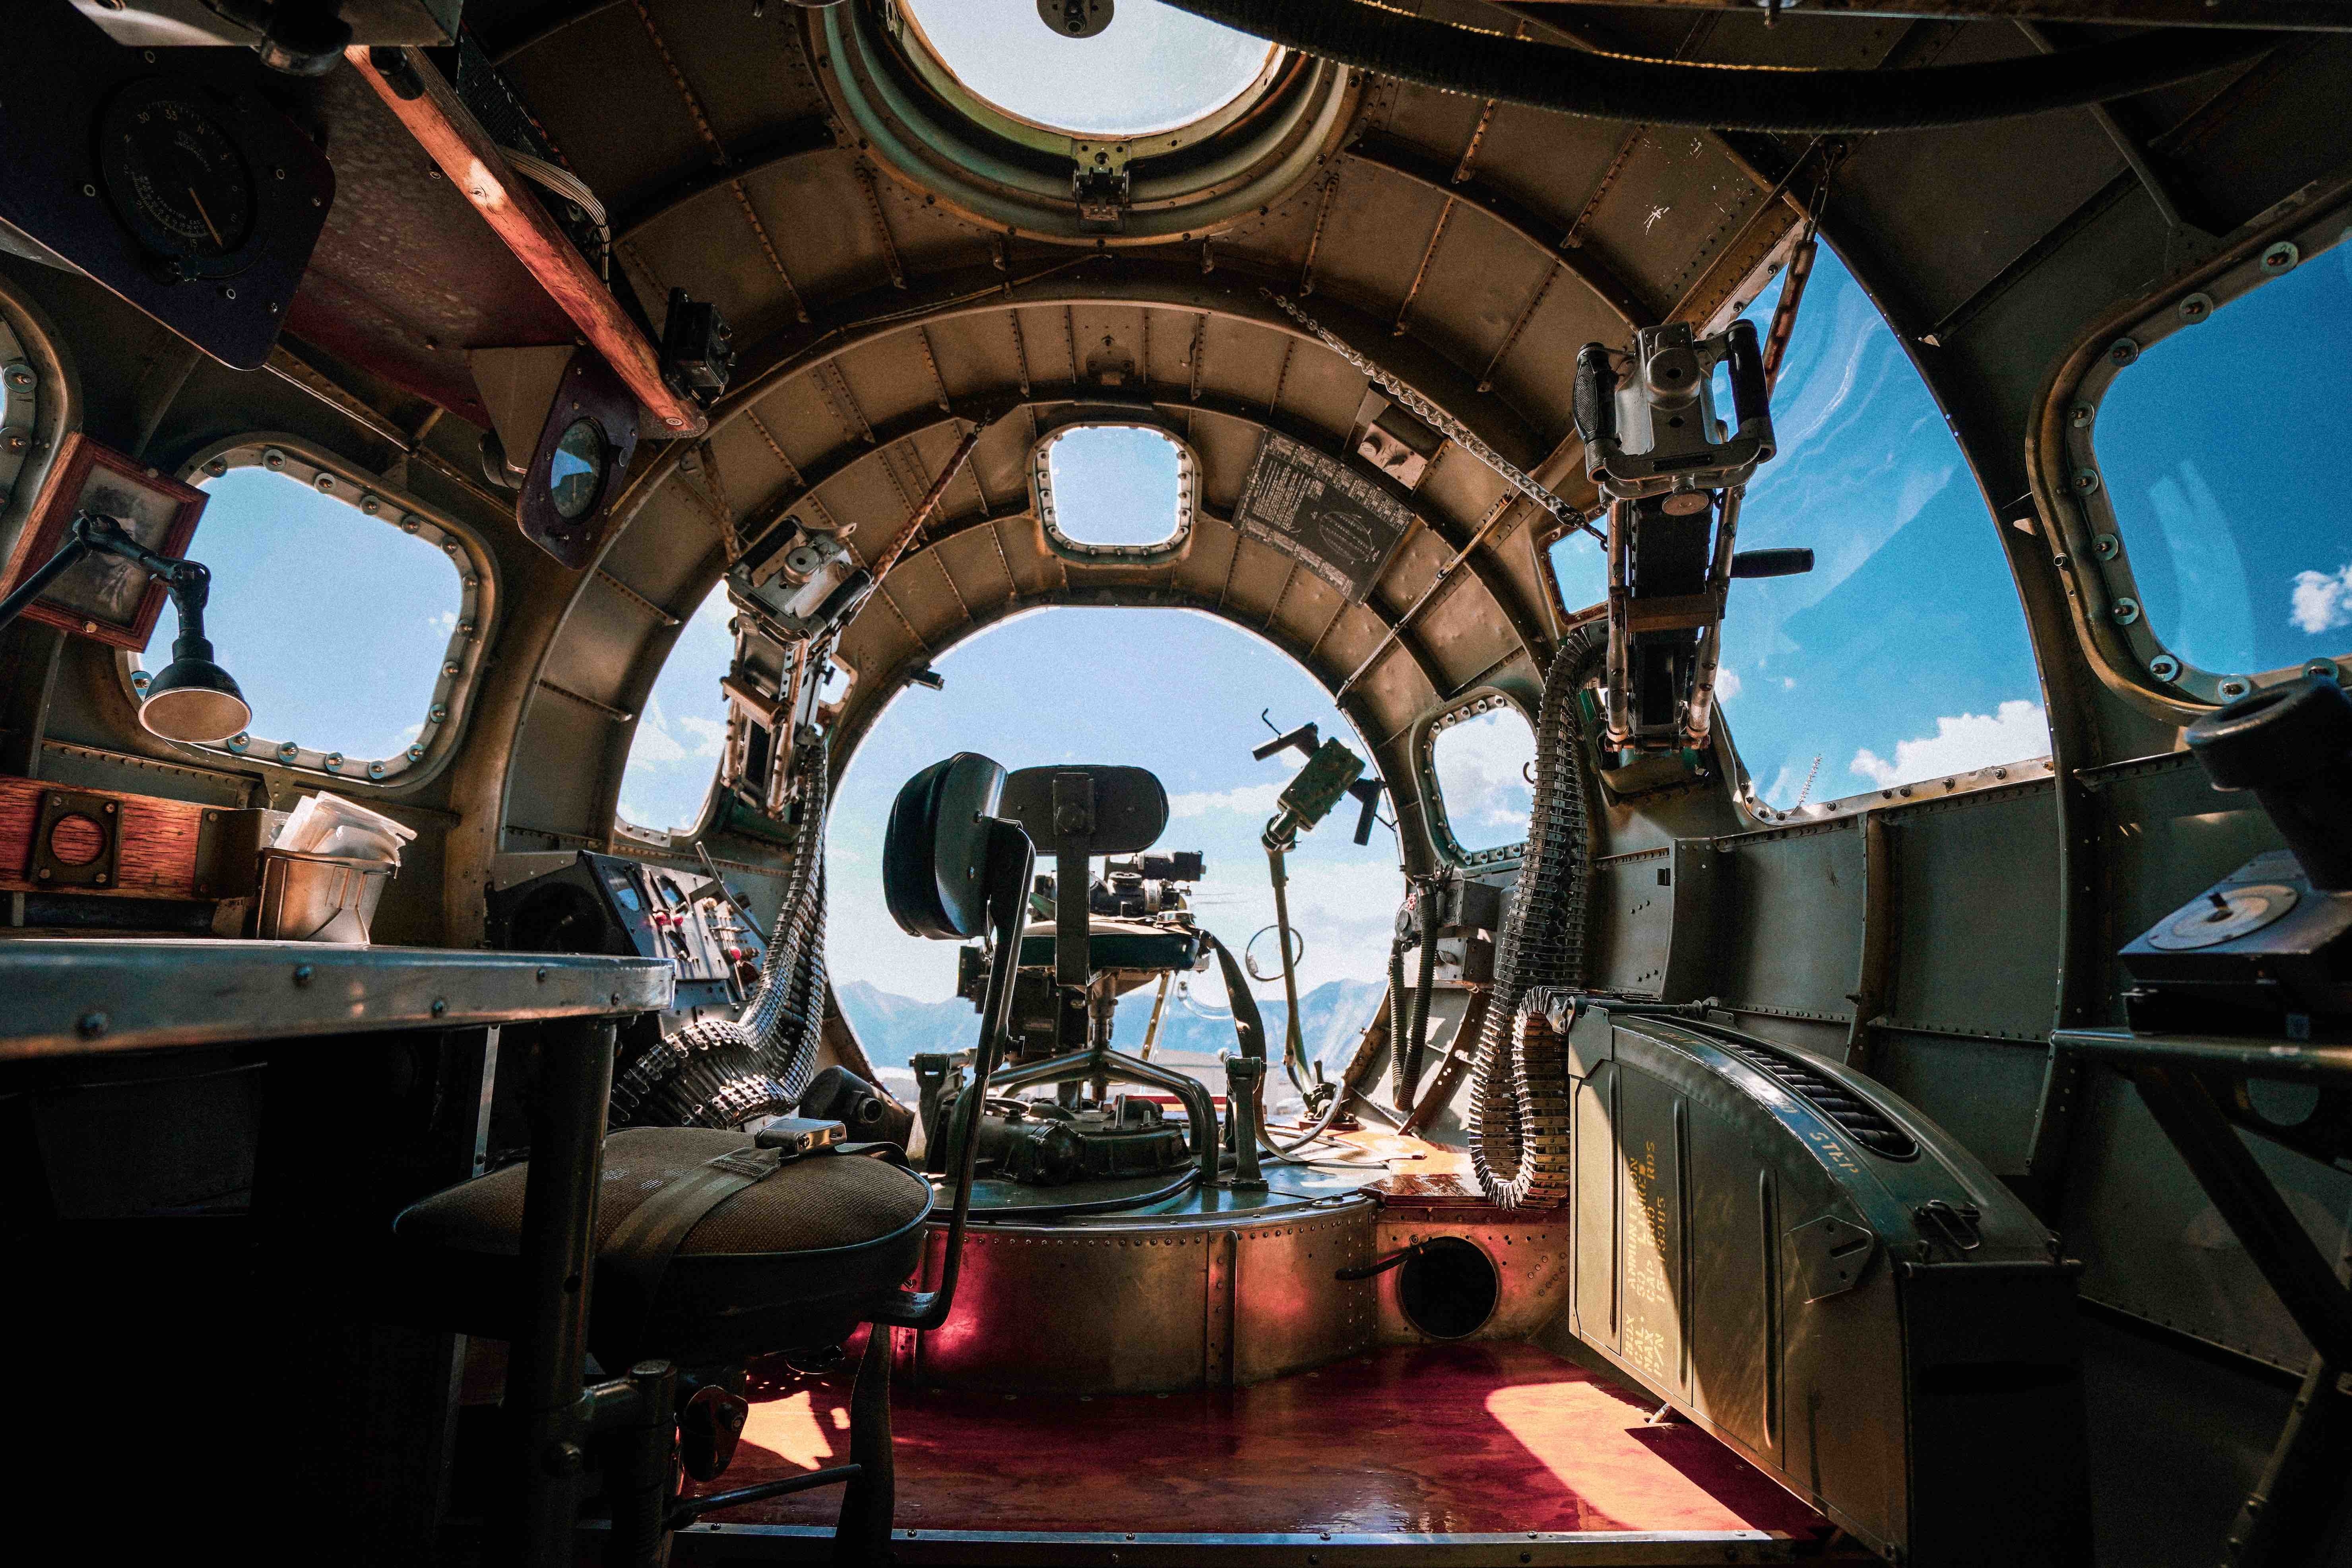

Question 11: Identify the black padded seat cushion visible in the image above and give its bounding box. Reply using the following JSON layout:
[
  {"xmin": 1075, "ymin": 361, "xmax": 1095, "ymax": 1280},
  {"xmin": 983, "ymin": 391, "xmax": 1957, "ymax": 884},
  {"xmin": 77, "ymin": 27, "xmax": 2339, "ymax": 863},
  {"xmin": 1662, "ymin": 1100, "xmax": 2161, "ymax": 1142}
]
[{"xmin": 394, "ymin": 1128, "xmax": 934, "ymax": 1364}]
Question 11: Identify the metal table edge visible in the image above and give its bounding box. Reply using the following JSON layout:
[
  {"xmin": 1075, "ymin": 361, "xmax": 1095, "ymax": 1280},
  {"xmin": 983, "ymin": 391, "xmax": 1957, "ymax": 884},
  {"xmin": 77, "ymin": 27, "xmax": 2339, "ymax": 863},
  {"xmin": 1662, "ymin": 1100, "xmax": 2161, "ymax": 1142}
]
[{"xmin": 0, "ymin": 939, "xmax": 673, "ymax": 1058}]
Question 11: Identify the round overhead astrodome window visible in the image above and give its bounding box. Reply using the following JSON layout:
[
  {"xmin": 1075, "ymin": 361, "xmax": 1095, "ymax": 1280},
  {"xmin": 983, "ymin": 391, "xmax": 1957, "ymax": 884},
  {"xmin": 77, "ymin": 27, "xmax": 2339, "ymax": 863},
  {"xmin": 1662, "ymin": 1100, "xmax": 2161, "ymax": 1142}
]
[
  {"xmin": 900, "ymin": 0, "xmax": 1278, "ymax": 137},
  {"xmin": 824, "ymin": 0, "xmax": 1349, "ymax": 243}
]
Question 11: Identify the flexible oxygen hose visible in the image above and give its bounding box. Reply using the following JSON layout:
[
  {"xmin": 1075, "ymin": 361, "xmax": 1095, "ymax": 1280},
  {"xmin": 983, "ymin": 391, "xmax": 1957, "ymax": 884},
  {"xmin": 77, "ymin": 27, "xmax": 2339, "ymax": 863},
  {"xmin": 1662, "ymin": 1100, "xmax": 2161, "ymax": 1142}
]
[
  {"xmin": 1155, "ymin": 0, "xmax": 2274, "ymax": 135},
  {"xmin": 1468, "ymin": 626, "xmax": 1605, "ymax": 1208},
  {"xmin": 1398, "ymin": 880, "xmax": 1439, "ymax": 1111},
  {"xmin": 1385, "ymin": 936, "xmax": 1412, "ymax": 1111}
]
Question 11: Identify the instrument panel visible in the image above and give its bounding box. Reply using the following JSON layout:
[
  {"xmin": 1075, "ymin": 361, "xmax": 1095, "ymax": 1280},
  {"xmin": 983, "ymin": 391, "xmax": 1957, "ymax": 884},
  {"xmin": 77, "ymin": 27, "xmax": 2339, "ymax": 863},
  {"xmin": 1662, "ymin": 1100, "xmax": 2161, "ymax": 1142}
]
[{"xmin": 0, "ymin": 8, "xmax": 334, "ymax": 368}]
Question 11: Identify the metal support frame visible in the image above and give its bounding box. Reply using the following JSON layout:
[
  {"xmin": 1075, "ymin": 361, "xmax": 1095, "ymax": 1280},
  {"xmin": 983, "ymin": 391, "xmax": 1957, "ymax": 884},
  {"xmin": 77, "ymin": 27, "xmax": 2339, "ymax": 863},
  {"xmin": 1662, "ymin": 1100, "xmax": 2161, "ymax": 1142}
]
[
  {"xmin": 987, "ymin": 1045, "xmax": 1225, "ymax": 1187},
  {"xmin": 1399, "ymin": 989, "xmax": 1491, "ymax": 1137},
  {"xmin": 507, "ymin": 1016, "xmax": 618, "ymax": 1567},
  {"xmin": 2130, "ymin": 1061, "xmax": 2352, "ymax": 1564},
  {"xmin": 2127, "ymin": 1064, "xmax": 2352, "ymax": 1369},
  {"xmin": 2059, "ymin": 1030, "xmax": 2352, "ymax": 1566}
]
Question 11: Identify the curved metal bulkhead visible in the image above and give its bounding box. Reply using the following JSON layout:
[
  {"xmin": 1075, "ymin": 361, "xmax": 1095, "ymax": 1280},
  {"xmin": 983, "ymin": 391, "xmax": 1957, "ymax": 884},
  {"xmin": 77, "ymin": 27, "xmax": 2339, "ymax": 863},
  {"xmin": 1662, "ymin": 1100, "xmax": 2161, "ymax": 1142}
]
[
  {"xmin": 899, "ymin": 1196, "xmax": 1377, "ymax": 1395},
  {"xmin": 1557, "ymin": 1001, "xmax": 2088, "ymax": 1567}
]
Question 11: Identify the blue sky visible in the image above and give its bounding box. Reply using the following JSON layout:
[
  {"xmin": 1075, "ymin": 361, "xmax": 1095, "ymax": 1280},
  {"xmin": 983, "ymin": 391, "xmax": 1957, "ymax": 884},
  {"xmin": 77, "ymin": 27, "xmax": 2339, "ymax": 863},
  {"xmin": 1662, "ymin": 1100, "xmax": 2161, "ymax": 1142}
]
[
  {"xmin": 822, "ymin": 605, "xmax": 1404, "ymax": 1003},
  {"xmin": 157, "ymin": 467, "xmax": 459, "ymax": 763},
  {"xmin": 2093, "ymin": 239, "xmax": 2352, "ymax": 678},
  {"xmin": 1556, "ymin": 246, "xmax": 2050, "ymax": 807},
  {"xmin": 620, "ymin": 585, "xmax": 735, "ymax": 832},
  {"xmin": 1431, "ymin": 711, "xmax": 1534, "ymax": 852},
  {"xmin": 1047, "ymin": 426, "xmax": 1186, "ymax": 545},
  {"xmin": 903, "ymin": 0, "xmax": 1271, "ymax": 136}
]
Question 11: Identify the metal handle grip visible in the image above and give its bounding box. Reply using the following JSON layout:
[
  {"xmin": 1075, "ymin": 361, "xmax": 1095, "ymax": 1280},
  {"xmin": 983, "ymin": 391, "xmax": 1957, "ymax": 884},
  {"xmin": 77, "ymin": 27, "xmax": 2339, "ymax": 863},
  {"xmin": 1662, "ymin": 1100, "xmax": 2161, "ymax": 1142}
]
[
  {"xmin": 1573, "ymin": 343, "xmax": 1615, "ymax": 448},
  {"xmin": 1724, "ymin": 319, "xmax": 1769, "ymax": 435}
]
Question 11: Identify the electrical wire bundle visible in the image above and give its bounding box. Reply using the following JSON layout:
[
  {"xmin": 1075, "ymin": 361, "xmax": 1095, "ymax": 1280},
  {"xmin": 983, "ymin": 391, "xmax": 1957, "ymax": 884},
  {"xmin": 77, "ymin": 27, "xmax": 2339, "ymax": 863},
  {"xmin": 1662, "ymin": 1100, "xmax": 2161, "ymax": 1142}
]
[{"xmin": 1468, "ymin": 625, "xmax": 1604, "ymax": 1208}]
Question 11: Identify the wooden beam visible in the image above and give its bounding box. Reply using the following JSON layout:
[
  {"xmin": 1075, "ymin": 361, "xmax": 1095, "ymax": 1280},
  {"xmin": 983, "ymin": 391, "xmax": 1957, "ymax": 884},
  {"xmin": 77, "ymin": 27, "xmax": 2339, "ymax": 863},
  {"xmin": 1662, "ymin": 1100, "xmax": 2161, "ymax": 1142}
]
[{"xmin": 347, "ymin": 46, "xmax": 708, "ymax": 438}]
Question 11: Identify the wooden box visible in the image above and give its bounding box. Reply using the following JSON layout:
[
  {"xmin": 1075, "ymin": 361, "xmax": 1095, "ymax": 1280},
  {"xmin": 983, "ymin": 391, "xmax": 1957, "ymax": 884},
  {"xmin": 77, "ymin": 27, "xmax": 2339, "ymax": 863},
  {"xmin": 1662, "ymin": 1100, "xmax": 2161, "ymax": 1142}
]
[{"xmin": 0, "ymin": 775, "xmax": 276, "ymax": 903}]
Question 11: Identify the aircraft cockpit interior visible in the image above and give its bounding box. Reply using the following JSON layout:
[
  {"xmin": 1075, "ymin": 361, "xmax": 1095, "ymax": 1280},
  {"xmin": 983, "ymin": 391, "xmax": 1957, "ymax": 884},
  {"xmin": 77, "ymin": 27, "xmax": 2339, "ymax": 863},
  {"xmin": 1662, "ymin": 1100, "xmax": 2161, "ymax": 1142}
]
[{"xmin": 2, "ymin": 2, "xmax": 2348, "ymax": 1564}]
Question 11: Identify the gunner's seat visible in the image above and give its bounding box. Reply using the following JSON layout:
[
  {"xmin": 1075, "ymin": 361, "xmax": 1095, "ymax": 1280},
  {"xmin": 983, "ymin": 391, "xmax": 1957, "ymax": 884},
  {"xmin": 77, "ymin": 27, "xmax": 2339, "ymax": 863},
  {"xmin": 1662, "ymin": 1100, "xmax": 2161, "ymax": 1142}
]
[
  {"xmin": 389, "ymin": 750, "xmax": 1038, "ymax": 1558},
  {"xmin": 392, "ymin": 1125, "xmax": 933, "ymax": 1367}
]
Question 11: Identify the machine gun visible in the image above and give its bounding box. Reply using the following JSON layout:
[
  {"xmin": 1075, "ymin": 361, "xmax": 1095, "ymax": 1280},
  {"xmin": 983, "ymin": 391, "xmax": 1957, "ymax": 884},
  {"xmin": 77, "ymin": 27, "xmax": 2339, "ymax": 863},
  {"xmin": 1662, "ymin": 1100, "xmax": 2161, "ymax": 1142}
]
[{"xmin": 1573, "ymin": 320, "xmax": 1808, "ymax": 755}]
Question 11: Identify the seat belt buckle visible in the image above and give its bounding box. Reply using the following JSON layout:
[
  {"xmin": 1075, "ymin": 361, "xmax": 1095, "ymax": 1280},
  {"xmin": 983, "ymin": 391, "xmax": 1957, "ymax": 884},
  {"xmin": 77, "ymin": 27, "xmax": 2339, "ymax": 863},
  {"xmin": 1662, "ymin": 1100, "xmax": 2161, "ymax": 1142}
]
[{"xmin": 752, "ymin": 1116, "xmax": 849, "ymax": 1160}]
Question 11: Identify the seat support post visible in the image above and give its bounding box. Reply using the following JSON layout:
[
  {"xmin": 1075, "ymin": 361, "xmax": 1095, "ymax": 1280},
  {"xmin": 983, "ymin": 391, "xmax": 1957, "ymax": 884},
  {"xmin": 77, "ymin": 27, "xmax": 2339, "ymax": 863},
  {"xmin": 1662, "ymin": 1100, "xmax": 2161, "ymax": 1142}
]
[
  {"xmin": 506, "ymin": 1016, "xmax": 616, "ymax": 1568},
  {"xmin": 833, "ymin": 1326, "xmax": 897, "ymax": 1562}
]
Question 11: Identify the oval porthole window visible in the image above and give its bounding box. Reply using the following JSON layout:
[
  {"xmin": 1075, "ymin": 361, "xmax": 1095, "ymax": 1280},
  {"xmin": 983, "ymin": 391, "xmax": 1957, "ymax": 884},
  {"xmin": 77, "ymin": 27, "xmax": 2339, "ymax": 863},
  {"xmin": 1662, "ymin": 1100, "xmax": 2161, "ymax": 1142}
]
[
  {"xmin": 1428, "ymin": 704, "xmax": 1536, "ymax": 858},
  {"xmin": 901, "ymin": 0, "xmax": 1276, "ymax": 138},
  {"xmin": 2086, "ymin": 230, "xmax": 2352, "ymax": 686},
  {"xmin": 1033, "ymin": 424, "xmax": 1196, "ymax": 562},
  {"xmin": 139, "ymin": 448, "xmax": 484, "ymax": 783},
  {"xmin": 549, "ymin": 419, "xmax": 607, "ymax": 520}
]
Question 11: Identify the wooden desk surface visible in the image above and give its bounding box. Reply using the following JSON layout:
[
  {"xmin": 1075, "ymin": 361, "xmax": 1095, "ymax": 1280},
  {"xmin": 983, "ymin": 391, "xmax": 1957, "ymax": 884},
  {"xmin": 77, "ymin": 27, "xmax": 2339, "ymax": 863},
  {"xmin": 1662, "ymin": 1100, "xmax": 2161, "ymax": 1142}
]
[{"xmin": 0, "ymin": 937, "xmax": 672, "ymax": 1060}]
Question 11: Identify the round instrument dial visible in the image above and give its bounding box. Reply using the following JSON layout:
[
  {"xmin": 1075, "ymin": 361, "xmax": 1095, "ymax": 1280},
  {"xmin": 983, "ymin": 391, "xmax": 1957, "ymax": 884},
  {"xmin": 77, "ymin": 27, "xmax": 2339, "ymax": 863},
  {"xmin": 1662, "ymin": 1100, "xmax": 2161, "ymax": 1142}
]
[{"xmin": 97, "ymin": 81, "xmax": 258, "ymax": 277}]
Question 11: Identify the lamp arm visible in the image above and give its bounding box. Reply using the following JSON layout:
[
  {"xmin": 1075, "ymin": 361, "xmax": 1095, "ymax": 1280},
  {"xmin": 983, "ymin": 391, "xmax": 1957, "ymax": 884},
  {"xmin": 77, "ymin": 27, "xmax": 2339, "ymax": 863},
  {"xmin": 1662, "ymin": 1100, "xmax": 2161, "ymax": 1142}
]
[
  {"xmin": 0, "ymin": 512, "xmax": 216, "ymax": 642},
  {"xmin": 0, "ymin": 533, "xmax": 93, "ymax": 634},
  {"xmin": 77, "ymin": 513, "xmax": 215, "ymax": 642}
]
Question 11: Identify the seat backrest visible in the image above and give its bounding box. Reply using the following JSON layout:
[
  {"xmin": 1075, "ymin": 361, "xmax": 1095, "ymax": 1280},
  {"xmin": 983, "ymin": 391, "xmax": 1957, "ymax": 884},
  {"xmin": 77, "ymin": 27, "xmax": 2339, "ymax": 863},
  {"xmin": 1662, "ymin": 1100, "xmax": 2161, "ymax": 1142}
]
[
  {"xmin": 874, "ymin": 753, "xmax": 1034, "ymax": 1332},
  {"xmin": 995, "ymin": 766, "xmax": 1168, "ymax": 998},
  {"xmin": 884, "ymin": 752, "xmax": 1010, "ymax": 940},
  {"xmin": 997, "ymin": 765, "xmax": 1167, "ymax": 857}
]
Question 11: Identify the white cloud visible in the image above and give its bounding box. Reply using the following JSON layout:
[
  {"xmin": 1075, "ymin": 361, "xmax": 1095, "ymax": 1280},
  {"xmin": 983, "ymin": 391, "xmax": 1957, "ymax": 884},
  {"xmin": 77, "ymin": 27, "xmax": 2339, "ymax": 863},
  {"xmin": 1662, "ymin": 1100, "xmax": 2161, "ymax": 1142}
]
[
  {"xmin": 1233, "ymin": 856, "xmax": 1406, "ymax": 992},
  {"xmin": 1169, "ymin": 781, "xmax": 1284, "ymax": 819},
  {"xmin": 1850, "ymin": 700, "xmax": 2049, "ymax": 790},
  {"xmin": 429, "ymin": 610, "xmax": 456, "ymax": 633},
  {"xmin": 630, "ymin": 696, "xmax": 687, "ymax": 765},
  {"xmin": 677, "ymin": 713, "xmax": 729, "ymax": 758},
  {"xmin": 1714, "ymin": 667, "xmax": 1743, "ymax": 701},
  {"xmin": 2290, "ymin": 565, "xmax": 2352, "ymax": 636},
  {"xmin": 1433, "ymin": 711, "xmax": 1534, "ymax": 837}
]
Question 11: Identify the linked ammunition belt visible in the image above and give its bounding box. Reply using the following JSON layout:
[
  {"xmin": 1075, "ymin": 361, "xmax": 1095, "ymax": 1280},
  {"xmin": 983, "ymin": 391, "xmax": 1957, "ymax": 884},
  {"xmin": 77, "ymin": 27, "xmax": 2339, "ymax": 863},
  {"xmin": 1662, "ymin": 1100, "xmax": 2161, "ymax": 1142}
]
[
  {"xmin": 1469, "ymin": 626, "xmax": 1602, "ymax": 1209},
  {"xmin": 613, "ymin": 740, "xmax": 834, "ymax": 1128}
]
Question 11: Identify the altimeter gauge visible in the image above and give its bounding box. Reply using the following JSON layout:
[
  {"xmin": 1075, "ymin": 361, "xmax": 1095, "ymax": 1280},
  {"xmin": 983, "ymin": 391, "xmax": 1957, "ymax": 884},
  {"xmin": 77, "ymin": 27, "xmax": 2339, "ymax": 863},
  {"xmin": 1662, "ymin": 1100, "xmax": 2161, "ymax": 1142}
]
[{"xmin": 96, "ymin": 79, "xmax": 259, "ymax": 282}]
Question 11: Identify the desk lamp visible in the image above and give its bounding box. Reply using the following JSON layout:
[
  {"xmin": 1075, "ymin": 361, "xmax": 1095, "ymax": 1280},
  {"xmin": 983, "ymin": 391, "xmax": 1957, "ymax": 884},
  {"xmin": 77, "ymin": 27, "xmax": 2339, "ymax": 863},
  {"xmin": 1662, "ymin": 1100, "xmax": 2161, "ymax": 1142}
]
[{"xmin": 0, "ymin": 510, "xmax": 250, "ymax": 743}]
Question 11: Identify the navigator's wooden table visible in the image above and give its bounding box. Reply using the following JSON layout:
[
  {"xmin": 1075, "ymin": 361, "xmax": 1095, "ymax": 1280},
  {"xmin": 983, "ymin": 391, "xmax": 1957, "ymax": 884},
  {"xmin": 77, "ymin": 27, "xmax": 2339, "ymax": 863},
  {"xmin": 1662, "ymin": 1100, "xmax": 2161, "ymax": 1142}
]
[{"xmin": 0, "ymin": 938, "xmax": 672, "ymax": 1564}]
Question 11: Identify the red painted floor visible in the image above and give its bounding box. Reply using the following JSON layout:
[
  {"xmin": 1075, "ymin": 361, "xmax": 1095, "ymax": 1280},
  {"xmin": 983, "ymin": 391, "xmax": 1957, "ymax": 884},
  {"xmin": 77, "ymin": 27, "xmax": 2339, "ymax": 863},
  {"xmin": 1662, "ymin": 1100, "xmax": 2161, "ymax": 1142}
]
[{"xmin": 692, "ymin": 1339, "xmax": 1825, "ymax": 1538}]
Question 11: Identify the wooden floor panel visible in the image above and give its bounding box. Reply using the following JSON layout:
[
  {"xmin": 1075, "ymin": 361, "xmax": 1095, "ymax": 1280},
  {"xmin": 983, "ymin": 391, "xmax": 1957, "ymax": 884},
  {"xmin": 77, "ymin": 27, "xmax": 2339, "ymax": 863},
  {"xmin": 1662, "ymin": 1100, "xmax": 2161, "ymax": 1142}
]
[{"xmin": 692, "ymin": 1340, "xmax": 1825, "ymax": 1538}]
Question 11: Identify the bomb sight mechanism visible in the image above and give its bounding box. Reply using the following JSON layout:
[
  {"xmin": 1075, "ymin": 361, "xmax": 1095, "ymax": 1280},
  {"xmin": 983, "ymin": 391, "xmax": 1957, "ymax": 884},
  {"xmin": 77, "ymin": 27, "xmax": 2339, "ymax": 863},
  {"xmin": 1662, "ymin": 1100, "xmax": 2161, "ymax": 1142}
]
[{"xmin": 1573, "ymin": 320, "xmax": 1806, "ymax": 755}]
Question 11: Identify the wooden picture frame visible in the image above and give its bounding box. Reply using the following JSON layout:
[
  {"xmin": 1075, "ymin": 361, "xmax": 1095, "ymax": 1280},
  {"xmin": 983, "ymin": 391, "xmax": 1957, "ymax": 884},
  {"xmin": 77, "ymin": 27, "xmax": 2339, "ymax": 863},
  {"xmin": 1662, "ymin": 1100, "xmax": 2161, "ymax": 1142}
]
[{"xmin": 0, "ymin": 431, "xmax": 207, "ymax": 651}]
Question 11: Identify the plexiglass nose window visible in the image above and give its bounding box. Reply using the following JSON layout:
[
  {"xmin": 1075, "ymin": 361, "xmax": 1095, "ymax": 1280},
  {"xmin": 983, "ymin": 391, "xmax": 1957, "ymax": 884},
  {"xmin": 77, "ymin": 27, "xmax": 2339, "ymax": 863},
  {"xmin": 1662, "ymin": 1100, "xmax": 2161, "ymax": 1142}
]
[
  {"xmin": 1708, "ymin": 246, "xmax": 2048, "ymax": 810},
  {"xmin": 617, "ymin": 583, "xmax": 735, "ymax": 835},
  {"xmin": 2087, "ymin": 234, "xmax": 2352, "ymax": 686}
]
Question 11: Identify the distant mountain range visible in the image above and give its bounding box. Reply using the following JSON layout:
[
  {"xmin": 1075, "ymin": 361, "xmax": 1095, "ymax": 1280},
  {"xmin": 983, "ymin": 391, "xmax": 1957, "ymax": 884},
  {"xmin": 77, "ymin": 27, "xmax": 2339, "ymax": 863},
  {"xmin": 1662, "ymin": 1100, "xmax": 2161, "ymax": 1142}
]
[{"xmin": 836, "ymin": 975, "xmax": 1386, "ymax": 1078}]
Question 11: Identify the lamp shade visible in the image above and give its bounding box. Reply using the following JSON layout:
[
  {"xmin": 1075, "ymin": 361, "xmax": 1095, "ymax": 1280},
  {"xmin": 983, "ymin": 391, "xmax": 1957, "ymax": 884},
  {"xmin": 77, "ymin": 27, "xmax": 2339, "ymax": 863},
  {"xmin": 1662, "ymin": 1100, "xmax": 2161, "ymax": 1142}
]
[{"xmin": 140, "ymin": 653, "xmax": 251, "ymax": 744}]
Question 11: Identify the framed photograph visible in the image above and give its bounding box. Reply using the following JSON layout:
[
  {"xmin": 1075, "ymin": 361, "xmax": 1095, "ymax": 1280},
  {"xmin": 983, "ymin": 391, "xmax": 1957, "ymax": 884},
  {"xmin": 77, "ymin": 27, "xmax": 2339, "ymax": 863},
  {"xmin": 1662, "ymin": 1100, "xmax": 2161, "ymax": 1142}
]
[{"xmin": 0, "ymin": 432, "xmax": 207, "ymax": 651}]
